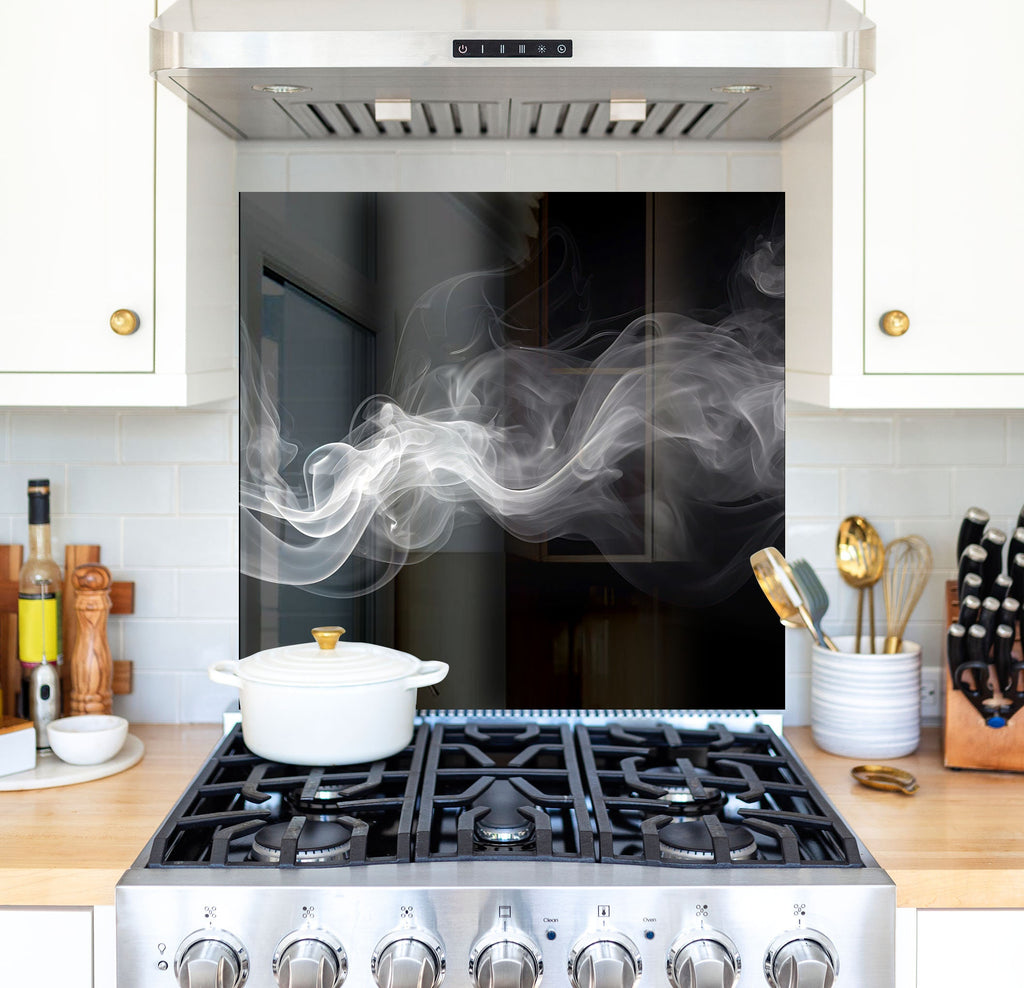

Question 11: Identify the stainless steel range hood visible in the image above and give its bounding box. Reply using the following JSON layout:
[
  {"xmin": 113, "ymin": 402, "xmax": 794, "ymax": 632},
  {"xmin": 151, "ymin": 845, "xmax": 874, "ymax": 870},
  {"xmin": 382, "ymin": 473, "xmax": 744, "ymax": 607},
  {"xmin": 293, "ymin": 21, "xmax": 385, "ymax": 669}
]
[{"xmin": 151, "ymin": 0, "xmax": 874, "ymax": 142}]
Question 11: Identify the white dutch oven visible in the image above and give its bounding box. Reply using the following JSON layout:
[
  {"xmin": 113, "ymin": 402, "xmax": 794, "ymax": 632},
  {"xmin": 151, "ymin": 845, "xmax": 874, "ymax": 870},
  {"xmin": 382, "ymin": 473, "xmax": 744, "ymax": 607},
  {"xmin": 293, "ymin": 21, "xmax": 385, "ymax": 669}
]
[{"xmin": 209, "ymin": 626, "xmax": 448, "ymax": 765}]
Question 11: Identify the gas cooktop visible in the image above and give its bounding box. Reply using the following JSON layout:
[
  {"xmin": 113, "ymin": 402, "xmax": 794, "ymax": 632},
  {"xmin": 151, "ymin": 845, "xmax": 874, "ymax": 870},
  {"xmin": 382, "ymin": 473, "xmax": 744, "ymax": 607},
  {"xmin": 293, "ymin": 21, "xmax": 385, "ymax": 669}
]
[
  {"xmin": 142, "ymin": 719, "xmax": 864, "ymax": 871},
  {"xmin": 118, "ymin": 715, "xmax": 895, "ymax": 988}
]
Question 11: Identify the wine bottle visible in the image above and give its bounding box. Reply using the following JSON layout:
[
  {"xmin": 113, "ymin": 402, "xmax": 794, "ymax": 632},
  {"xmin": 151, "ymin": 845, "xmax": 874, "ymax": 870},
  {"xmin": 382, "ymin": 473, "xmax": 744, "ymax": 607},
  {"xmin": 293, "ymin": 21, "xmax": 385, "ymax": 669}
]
[{"xmin": 18, "ymin": 479, "xmax": 62, "ymax": 719}]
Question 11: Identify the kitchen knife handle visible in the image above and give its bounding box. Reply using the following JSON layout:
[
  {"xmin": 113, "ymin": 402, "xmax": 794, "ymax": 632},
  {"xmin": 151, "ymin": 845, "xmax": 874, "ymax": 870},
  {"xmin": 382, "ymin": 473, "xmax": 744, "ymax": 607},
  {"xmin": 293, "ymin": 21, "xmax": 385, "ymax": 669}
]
[
  {"xmin": 964, "ymin": 624, "xmax": 993, "ymax": 698},
  {"xmin": 994, "ymin": 624, "xmax": 1016, "ymax": 695},
  {"xmin": 978, "ymin": 596, "xmax": 1002, "ymax": 652},
  {"xmin": 990, "ymin": 574, "xmax": 1014, "ymax": 603},
  {"xmin": 958, "ymin": 594, "xmax": 982, "ymax": 629},
  {"xmin": 946, "ymin": 623, "xmax": 966, "ymax": 690},
  {"xmin": 1008, "ymin": 527, "xmax": 1024, "ymax": 568},
  {"xmin": 958, "ymin": 545, "xmax": 988, "ymax": 598},
  {"xmin": 997, "ymin": 596, "xmax": 1020, "ymax": 633},
  {"xmin": 957, "ymin": 507, "xmax": 990, "ymax": 562},
  {"xmin": 1010, "ymin": 552, "xmax": 1024, "ymax": 605},
  {"xmin": 980, "ymin": 529, "xmax": 1007, "ymax": 588}
]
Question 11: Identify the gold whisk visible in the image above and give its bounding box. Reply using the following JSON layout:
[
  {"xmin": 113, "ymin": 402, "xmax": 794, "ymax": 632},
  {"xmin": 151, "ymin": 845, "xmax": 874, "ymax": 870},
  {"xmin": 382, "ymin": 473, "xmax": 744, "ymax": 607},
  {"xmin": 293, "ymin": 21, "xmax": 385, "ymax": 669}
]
[{"xmin": 882, "ymin": 535, "xmax": 933, "ymax": 654}]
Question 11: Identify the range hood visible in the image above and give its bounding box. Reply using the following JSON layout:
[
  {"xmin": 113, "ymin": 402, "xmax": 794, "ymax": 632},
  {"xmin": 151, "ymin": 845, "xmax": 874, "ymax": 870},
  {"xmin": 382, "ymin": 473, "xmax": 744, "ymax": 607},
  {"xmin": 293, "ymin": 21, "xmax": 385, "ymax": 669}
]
[{"xmin": 151, "ymin": 0, "xmax": 874, "ymax": 142}]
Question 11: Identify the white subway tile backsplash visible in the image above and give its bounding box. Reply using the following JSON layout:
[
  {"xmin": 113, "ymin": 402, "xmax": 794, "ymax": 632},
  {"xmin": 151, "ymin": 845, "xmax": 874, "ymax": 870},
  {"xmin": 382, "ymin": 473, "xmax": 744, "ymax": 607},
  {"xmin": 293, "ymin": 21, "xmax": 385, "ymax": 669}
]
[
  {"xmin": 728, "ymin": 153, "xmax": 783, "ymax": 191},
  {"xmin": 113, "ymin": 670, "xmax": 181, "ymax": 724},
  {"xmin": 181, "ymin": 465, "xmax": 239, "ymax": 515},
  {"xmin": 898, "ymin": 414, "xmax": 1006, "ymax": 466},
  {"xmin": 784, "ymin": 521, "xmax": 840, "ymax": 569},
  {"xmin": 48, "ymin": 516, "xmax": 123, "ymax": 567},
  {"xmin": 10, "ymin": 412, "xmax": 116, "ymax": 463},
  {"xmin": 120, "ymin": 412, "xmax": 230, "ymax": 463},
  {"xmin": 237, "ymin": 152, "xmax": 288, "ymax": 191},
  {"xmin": 289, "ymin": 152, "xmax": 398, "ymax": 191},
  {"xmin": 787, "ymin": 415, "xmax": 892, "ymax": 466},
  {"xmin": 508, "ymin": 152, "xmax": 617, "ymax": 191},
  {"xmin": 617, "ymin": 153, "xmax": 728, "ymax": 191},
  {"xmin": 123, "ymin": 517, "xmax": 235, "ymax": 567},
  {"xmin": 118, "ymin": 568, "xmax": 180, "ymax": 619},
  {"xmin": 397, "ymin": 153, "xmax": 508, "ymax": 190},
  {"xmin": 784, "ymin": 468, "xmax": 839, "ymax": 517},
  {"xmin": 0, "ymin": 464, "xmax": 67, "ymax": 514},
  {"xmin": 178, "ymin": 569, "xmax": 238, "ymax": 619},
  {"xmin": 950, "ymin": 467, "xmax": 1024, "ymax": 521},
  {"xmin": 1008, "ymin": 416, "xmax": 1024, "ymax": 466},
  {"xmin": 123, "ymin": 619, "xmax": 237, "ymax": 671},
  {"xmin": 843, "ymin": 468, "xmax": 950, "ymax": 518},
  {"xmin": 69, "ymin": 465, "xmax": 176, "ymax": 515}
]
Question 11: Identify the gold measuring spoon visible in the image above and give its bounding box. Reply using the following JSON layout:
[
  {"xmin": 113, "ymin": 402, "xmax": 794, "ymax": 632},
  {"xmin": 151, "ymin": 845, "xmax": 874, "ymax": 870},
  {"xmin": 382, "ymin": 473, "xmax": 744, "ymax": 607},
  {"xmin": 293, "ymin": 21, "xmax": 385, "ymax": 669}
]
[
  {"xmin": 836, "ymin": 516, "xmax": 886, "ymax": 653},
  {"xmin": 750, "ymin": 547, "xmax": 839, "ymax": 651}
]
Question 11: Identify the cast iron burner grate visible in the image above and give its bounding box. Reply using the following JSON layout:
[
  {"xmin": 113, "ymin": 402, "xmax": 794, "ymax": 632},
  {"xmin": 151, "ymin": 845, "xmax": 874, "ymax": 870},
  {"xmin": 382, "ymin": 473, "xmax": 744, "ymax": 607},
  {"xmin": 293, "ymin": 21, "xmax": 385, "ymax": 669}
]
[
  {"xmin": 575, "ymin": 721, "xmax": 863, "ymax": 867},
  {"xmin": 142, "ymin": 719, "xmax": 863, "ymax": 869},
  {"xmin": 145, "ymin": 724, "xmax": 428, "ymax": 867}
]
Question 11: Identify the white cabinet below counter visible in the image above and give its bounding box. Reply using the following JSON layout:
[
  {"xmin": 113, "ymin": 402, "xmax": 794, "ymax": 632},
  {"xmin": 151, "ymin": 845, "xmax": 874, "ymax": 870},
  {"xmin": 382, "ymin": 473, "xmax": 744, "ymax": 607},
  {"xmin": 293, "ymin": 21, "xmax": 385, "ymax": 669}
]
[
  {"xmin": 783, "ymin": 0, "xmax": 1024, "ymax": 409},
  {"xmin": 0, "ymin": 0, "xmax": 236, "ymax": 408}
]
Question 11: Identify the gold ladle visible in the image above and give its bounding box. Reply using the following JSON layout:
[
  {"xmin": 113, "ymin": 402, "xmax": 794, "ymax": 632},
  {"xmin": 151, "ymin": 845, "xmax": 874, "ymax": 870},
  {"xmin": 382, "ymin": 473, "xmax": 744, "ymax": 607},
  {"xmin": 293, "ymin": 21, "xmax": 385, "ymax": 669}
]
[
  {"xmin": 836, "ymin": 516, "xmax": 886, "ymax": 653},
  {"xmin": 750, "ymin": 547, "xmax": 839, "ymax": 651}
]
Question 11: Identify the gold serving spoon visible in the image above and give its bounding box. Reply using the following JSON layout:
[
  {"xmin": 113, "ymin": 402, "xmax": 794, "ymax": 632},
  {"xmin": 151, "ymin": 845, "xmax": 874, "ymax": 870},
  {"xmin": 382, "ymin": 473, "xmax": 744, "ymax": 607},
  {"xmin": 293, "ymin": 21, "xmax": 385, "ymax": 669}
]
[
  {"xmin": 836, "ymin": 516, "xmax": 886, "ymax": 653},
  {"xmin": 750, "ymin": 547, "xmax": 839, "ymax": 651}
]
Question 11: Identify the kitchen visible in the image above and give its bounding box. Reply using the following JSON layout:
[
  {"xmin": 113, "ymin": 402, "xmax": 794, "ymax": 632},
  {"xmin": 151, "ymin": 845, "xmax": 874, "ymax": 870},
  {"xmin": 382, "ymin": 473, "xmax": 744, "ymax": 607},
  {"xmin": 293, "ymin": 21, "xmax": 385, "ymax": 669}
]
[{"xmin": 1, "ymin": 0, "xmax": 1023, "ymax": 986}]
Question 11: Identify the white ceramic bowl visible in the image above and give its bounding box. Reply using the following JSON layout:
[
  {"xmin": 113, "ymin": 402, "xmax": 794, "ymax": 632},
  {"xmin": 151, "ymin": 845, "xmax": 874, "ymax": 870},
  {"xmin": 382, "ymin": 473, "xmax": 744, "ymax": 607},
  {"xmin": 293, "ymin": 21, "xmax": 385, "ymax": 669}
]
[{"xmin": 47, "ymin": 715, "xmax": 128, "ymax": 765}]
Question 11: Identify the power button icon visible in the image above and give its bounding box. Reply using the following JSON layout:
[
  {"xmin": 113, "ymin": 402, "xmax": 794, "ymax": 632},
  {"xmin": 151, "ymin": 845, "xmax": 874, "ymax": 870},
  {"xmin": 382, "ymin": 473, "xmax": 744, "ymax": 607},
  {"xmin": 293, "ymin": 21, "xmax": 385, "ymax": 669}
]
[{"xmin": 458, "ymin": 44, "xmax": 468, "ymax": 54}]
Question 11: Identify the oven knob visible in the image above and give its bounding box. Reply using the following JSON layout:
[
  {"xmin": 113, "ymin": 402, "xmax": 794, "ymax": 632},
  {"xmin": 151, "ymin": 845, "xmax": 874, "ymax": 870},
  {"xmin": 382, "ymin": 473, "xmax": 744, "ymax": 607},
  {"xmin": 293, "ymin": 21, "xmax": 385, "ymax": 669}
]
[
  {"xmin": 764, "ymin": 931, "xmax": 839, "ymax": 988},
  {"xmin": 274, "ymin": 932, "xmax": 347, "ymax": 988},
  {"xmin": 668, "ymin": 932, "xmax": 740, "ymax": 988},
  {"xmin": 568, "ymin": 934, "xmax": 641, "ymax": 988},
  {"xmin": 372, "ymin": 932, "xmax": 445, "ymax": 988},
  {"xmin": 174, "ymin": 930, "xmax": 249, "ymax": 988},
  {"xmin": 470, "ymin": 937, "xmax": 543, "ymax": 988}
]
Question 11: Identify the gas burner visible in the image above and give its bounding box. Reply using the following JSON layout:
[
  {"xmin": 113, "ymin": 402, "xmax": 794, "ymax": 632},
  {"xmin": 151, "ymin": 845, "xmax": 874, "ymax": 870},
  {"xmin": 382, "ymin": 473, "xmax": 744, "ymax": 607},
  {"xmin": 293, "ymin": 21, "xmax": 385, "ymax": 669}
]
[
  {"xmin": 250, "ymin": 820, "xmax": 352, "ymax": 864},
  {"xmin": 655, "ymin": 785, "xmax": 727, "ymax": 818},
  {"xmin": 285, "ymin": 785, "xmax": 354, "ymax": 820},
  {"xmin": 657, "ymin": 821, "xmax": 757, "ymax": 863},
  {"xmin": 471, "ymin": 780, "xmax": 536, "ymax": 845}
]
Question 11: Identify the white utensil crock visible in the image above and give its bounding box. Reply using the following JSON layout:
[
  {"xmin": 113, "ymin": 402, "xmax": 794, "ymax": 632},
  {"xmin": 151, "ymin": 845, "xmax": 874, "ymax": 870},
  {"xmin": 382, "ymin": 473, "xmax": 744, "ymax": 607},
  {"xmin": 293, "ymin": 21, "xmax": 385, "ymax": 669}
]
[{"xmin": 209, "ymin": 627, "xmax": 448, "ymax": 765}]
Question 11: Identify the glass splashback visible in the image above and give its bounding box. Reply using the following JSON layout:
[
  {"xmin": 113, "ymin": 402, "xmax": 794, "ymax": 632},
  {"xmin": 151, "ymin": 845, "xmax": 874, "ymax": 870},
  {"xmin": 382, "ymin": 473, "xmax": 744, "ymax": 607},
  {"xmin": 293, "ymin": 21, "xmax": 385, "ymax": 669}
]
[{"xmin": 240, "ymin": 192, "xmax": 785, "ymax": 710}]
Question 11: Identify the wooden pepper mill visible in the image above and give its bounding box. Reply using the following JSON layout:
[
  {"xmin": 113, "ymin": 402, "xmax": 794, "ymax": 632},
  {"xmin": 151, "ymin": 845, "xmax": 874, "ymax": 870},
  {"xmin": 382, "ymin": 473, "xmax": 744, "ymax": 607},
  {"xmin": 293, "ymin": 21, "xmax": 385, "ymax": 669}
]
[{"xmin": 69, "ymin": 563, "xmax": 113, "ymax": 715}]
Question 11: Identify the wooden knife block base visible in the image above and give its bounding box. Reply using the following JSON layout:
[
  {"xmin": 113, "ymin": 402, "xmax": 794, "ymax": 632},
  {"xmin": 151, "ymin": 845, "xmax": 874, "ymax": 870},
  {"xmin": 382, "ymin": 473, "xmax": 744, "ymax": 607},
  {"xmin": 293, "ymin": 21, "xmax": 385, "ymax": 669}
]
[{"xmin": 943, "ymin": 580, "xmax": 1024, "ymax": 772}]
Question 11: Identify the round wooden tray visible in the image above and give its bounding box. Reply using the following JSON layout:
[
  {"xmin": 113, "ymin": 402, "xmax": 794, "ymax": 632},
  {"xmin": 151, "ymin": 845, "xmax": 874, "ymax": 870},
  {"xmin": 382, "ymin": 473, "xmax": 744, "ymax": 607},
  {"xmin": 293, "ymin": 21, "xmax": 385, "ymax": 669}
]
[{"xmin": 0, "ymin": 733, "xmax": 143, "ymax": 791}]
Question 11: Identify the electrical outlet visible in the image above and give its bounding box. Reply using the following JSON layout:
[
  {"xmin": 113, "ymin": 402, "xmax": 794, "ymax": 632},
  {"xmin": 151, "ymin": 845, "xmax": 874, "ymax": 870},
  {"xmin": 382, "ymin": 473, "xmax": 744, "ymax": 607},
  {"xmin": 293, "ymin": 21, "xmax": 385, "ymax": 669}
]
[{"xmin": 920, "ymin": 667, "xmax": 941, "ymax": 720}]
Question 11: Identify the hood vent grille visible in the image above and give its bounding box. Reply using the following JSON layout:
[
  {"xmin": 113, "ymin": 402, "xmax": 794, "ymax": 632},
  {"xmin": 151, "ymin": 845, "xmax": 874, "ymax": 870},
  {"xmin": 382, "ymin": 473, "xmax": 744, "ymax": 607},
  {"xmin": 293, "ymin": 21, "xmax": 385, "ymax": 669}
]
[{"xmin": 280, "ymin": 99, "xmax": 736, "ymax": 140}]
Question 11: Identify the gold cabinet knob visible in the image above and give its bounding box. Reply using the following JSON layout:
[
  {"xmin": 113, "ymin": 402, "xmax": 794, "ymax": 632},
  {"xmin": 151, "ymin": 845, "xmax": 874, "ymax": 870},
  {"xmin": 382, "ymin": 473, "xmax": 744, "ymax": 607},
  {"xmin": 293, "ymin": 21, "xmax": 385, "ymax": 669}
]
[
  {"xmin": 311, "ymin": 626, "xmax": 346, "ymax": 650},
  {"xmin": 880, "ymin": 310, "xmax": 910, "ymax": 337},
  {"xmin": 109, "ymin": 309, "xmax": 140, "ymax": 336}
]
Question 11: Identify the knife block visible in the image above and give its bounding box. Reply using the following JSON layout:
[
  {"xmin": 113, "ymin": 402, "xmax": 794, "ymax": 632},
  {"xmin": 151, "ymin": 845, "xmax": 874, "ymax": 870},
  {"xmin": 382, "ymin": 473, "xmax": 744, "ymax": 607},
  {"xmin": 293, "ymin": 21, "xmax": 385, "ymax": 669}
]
[{"xmin": 943, "ymin": 580, "xmax": 1024, "ymax": 772}]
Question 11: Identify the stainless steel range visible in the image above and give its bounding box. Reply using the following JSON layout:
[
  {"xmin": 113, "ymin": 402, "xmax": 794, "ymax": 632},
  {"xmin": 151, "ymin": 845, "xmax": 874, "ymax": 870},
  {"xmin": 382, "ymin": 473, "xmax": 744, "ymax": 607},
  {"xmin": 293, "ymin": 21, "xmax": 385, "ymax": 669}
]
[{"xmin": 116, "ymin": 712, "xmax": 894, "ymax": 987}]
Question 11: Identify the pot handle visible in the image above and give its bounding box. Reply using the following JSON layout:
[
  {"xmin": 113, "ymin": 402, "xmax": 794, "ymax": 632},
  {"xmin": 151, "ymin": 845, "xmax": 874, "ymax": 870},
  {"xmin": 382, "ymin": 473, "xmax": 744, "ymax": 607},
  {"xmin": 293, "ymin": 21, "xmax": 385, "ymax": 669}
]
[
  {"xmin": 405, "ymin": 660, "xmax": 449, "ymax": 691},
  {"xmin": 209, "ymin": 660, "xmax": 243, "ymax": 689}
]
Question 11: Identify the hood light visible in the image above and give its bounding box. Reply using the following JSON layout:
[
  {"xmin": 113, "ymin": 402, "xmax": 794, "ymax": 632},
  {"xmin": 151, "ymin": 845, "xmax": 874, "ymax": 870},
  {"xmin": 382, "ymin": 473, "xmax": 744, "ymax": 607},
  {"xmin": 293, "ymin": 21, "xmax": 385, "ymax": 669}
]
[
  {"xmin": 252, "ymin": 84, "xmax": 311, "ymax": 94},
  {"xmin": 712, "ymin": 84, "xmax": 771, "ymax": 95}
]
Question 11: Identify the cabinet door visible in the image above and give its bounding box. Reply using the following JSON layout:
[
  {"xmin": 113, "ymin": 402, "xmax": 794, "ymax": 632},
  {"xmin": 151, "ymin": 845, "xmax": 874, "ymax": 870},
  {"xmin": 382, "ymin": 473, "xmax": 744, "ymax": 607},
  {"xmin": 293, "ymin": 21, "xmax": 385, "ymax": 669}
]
[
  {"xmin": 0, "ymin": 907, "xmax": 94, "ymax": 987},
  {"xmin": 863, "ymin": 0, "xmax": 1024, "ymax": 375},
  {"xmin": 0, "ymin": 0, "xmax": 154, "ymax": 373},
  {"xmin": 917, "ymin": 910, "xmax": 1022, "ymax": 985}
]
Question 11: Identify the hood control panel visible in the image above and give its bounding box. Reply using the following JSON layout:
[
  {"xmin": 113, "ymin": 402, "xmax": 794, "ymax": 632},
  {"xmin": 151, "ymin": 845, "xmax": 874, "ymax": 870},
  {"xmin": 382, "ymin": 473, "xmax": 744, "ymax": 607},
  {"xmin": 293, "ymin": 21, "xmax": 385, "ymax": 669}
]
[{"xmin": 453, "ymin": 40, "xmax": 572, "ymax": 58}]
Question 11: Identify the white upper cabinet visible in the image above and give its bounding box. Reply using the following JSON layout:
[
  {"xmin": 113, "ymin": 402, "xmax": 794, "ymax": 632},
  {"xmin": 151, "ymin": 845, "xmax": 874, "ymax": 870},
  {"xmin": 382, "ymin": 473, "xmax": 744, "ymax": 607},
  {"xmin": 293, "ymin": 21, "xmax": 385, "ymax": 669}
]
[
  {"xmin": 0, "ymin": 0, "xmax": 236, "ymax": 406},
  {"xmin": 784, "ymin": 0, "xmax": 1024, "ymax": 407}
]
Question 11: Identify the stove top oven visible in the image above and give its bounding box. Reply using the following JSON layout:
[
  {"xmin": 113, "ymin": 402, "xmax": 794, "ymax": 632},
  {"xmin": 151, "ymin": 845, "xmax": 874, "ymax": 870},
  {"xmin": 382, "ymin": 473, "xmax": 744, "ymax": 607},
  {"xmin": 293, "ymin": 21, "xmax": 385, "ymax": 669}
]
[{"xmin": 115, "ymin": 192, "xmax": 894, "ymax": 987}]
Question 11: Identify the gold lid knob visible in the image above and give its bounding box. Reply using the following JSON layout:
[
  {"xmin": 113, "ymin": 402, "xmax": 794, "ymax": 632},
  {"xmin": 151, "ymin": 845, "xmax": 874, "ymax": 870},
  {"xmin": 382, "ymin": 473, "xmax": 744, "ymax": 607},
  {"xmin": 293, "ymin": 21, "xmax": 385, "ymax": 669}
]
[
  {"xmin": 880, "ymin": 310, "xmax": 910, "ymax": 337},
  {"xmin": 311, "ymin": 626, "xmax": 346, "ymax": 650},
  {"xmin": 110, "ymin": 309, "xmax": 140, "ymax": 336}
]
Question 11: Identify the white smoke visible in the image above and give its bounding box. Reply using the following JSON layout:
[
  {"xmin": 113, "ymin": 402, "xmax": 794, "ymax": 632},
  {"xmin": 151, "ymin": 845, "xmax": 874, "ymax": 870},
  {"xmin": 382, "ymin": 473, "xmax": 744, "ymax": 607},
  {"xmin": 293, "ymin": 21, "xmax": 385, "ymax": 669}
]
[{"xmin": 240, "ymin": 224, "xmax": 784, "ymax": 605}]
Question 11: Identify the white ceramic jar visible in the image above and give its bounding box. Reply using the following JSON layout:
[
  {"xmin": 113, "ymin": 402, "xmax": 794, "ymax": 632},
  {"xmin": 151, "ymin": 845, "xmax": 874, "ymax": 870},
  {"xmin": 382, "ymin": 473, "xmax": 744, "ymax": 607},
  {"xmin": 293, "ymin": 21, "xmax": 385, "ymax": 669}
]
[{"xmin": 209, "ymin": 627, "xmax": 448, "ymax": 765}]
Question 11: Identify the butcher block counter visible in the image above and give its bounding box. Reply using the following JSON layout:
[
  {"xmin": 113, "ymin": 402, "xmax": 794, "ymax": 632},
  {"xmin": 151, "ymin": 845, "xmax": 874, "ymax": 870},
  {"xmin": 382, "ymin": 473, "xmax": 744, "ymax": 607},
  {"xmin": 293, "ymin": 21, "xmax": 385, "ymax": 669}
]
[{"xmin": 0, "ymin": 724, "xmax": 1021, "ymax": 908}]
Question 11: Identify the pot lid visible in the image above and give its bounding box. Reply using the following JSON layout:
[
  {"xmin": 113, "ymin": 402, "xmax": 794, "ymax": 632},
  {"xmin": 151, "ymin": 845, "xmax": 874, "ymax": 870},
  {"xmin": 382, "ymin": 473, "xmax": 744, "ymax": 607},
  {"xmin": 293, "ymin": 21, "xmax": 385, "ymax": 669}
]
[{"xmin": 239, "ymin": 626, "xmax": 423, "ymax": 687}]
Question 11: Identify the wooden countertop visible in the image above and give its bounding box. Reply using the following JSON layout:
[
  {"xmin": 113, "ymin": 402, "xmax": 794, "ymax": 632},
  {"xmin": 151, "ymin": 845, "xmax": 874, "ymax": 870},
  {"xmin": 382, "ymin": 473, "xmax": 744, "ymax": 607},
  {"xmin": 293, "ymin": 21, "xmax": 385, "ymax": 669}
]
[
  {"xmin": 0, "ymin": 724, "xmax": 221, "ymax": 907},
  {"xmin": 785, "ymin": 726, "xmax": 1024, "ymax": 909},
  {"xmin": 1, "ymin": 725, "xmax": 1020, "ymax": 909}
]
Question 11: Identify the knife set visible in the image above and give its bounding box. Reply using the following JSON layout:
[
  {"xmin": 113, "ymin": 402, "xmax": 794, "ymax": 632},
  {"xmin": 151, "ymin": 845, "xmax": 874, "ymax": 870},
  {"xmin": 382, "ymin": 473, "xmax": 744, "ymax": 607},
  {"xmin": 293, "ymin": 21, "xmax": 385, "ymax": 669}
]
[{"xmin": 943, "ymin": 504, "xmax": 1024, "ymax": 771}]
